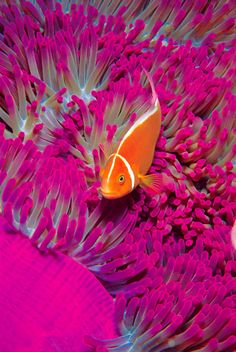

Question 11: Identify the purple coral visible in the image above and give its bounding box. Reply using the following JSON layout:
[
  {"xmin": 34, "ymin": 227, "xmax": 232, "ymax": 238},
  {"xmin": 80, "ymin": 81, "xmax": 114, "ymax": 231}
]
[{"xmin": 0, "ymin": 1, "xmax": 236, "ymax": 351}]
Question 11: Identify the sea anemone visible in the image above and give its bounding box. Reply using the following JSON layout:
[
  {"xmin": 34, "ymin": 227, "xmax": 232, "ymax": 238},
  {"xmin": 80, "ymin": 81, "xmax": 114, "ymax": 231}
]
[
  {"xmin": 0, "ymin": 1, "xmax": 236, "ymax": 351},
  {"xmin": 0, "ymin": 216, "xmax": 117, "ymax": 352},
  {"xmin": 85, "ymin": 238, "xmax": 236, "ymax": 351}
]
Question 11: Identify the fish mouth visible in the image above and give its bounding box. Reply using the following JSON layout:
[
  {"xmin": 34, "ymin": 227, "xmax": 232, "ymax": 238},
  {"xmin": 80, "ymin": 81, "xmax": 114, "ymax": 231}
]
[{"xmin": 100, "ymin": 189, "xmax": 122, "ymax": 200}]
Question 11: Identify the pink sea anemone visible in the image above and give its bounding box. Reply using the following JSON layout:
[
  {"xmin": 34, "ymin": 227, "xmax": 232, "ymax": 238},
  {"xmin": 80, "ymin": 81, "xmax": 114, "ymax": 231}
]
[
  {"xmin": 0, "ymin": 216, "xmax": 117, "ymax": 352},
  {"xmin": 0, "ymin": 1, "xmax": 236, "ymax": 351}
]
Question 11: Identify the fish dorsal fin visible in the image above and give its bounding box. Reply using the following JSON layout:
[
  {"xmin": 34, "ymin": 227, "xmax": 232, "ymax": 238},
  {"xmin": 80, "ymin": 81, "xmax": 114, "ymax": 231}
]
[
  {"xmin": 116, "ymin": 70, "xmax": 160, "ymax": 155},
  {"xmin": 142, "ymin": 67, "xmax": 159, "ymax": 108}
]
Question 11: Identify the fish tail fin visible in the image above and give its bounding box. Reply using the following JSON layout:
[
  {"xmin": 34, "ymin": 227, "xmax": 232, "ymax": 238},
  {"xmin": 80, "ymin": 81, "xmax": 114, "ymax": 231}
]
[
  {"xmin": 139, "ymin": 173, "xmax": 164, "ymax": 194},
  {"xmin": 142, "ymin": 67, "xmax": 159, "ymax": 108}
]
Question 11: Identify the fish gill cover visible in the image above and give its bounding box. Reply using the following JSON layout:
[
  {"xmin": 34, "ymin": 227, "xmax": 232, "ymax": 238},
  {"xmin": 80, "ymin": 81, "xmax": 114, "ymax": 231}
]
[{"xmin": 0, "ymin": 0, "xmax": 235, "ymax": 351}]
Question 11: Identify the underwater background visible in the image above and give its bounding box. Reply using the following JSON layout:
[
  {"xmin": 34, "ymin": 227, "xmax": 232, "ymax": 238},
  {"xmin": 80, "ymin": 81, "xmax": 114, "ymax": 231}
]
[{"xmin": 0, "ymin": 1, "xmax": 236, "ymax": 351}]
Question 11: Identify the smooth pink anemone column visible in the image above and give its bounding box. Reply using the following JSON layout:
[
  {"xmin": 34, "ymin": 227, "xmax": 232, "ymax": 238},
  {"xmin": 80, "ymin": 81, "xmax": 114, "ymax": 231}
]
[{"xmin": 0, "ymin": 216, "xmax": 117, "ymax": 352}]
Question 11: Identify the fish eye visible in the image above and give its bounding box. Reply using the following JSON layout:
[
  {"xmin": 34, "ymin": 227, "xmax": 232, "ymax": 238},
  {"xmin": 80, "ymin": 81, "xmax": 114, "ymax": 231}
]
[{"xmin": 118, "ymin": 175, "xmax": 125, "ymax": 184}]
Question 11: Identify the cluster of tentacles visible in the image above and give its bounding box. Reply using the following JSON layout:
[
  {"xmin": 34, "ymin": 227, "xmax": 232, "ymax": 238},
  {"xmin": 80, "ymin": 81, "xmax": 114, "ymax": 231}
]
[{"xmin": 0, "ymin": 1, "xmax": 236, "ymax": 351}]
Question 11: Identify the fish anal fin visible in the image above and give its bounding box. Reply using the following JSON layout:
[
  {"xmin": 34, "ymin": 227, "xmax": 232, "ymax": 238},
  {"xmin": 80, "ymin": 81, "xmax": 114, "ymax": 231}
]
[
  {"xmin": 99, "ymin": 140, "xmax": 119, "ymax": 161},
  {"xmin": 139, "ymin": 173, "xmax": 164, "ymax": 194},
  {"xmin": 99, "ymin": 167, "xmax": 105, "ymax": 178}
]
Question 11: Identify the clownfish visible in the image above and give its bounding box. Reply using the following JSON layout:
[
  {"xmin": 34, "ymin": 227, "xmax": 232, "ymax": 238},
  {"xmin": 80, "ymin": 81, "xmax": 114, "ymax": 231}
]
[{"xmin": 100, "ymin": 70, "xmax": 164, "ymax": 199}]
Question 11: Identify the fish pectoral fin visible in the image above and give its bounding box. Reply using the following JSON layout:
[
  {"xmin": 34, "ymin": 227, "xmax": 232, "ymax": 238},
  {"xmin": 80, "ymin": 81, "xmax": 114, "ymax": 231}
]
[{"xmin": 139, "ymin": 173, "xmax": 164, "ymax": 194}]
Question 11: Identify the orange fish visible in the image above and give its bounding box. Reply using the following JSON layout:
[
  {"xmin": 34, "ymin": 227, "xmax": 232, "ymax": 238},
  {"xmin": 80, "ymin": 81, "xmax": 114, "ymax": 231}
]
[
  {"xmin": 231, "ymin": 220, "xmax": 236, "ymax": 250},
  {"xmin": 100, "ymin": 70, "xmax": 163, "ymax": 199}
]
